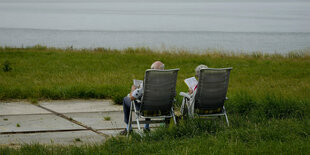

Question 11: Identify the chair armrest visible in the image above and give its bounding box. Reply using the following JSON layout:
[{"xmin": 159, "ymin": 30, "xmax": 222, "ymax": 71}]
[
  {"xmin": 135, "ymin": 99, "xmax": 141, "ymax": 103},
  {"xmin": 225, "ymin": 97, "xmax": 229, "ymax": 100},
  {"xmin": 180, "ymin": 92, "xmax": 191, "ymax": 99}
]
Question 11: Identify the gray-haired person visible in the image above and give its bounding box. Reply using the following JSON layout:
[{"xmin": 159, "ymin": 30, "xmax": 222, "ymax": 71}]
[
  {"xmin": 120, "ymin": 61, "xmax": 165, "ymax": 135},
  {"xmin": 188, "ymin": 64, "xmax": 208, "ymax": 94}
]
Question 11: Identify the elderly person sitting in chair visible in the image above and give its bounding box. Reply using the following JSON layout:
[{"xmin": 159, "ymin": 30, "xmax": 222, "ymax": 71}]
[
  {"xmin": 188, "ymin": 64, "xmax": 208, "ymax": 94},
  {"xmin": 180, "ymin": 64, "xmax": 208, "ymax": 116},
  {"xmin": 120, "ymin": 61, "xmax": 165, "ymax": 135}
]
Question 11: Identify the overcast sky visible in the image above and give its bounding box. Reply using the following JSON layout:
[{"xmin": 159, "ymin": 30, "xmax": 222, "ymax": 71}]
[{"xmin": 0, "ymin": 0, "xmax": 309, "ymax": 3}]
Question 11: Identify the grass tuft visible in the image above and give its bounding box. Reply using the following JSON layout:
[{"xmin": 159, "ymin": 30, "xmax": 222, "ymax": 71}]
[
  {"xmin": 2, "ymin": 60, "xmax": 12, "ymax": 72},
  {"xmin": 104, "ymin": 116, "xmax": 111, "ymax": 121},
  {"xmin": 74, "ymin": 138, "xmax": 81, "ymax": 142},
  {"xmin": 29, "ymin": 98, "xmax": 38, "ymax": 105}
]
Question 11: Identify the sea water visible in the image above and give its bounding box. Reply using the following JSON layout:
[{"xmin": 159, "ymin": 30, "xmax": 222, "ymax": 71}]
[{"xmin": 0, "ymin": 0, "xmax": 309, "ymax": 53}]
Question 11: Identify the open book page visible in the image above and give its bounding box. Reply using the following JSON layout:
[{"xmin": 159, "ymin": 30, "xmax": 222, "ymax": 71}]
[
  {"xmin": 184, "ymin": 77, "xmax": 198, "ymax": 90},
  {"xmin": 133, "ymin": 79, "xmax": 143, "ymax": 88}
]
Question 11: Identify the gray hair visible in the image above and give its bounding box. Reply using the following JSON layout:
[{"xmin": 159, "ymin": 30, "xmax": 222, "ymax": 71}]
[
  {"xmin": 195, "ymin": 64, "xmax": 208, "ymax": 77},
  {"xmin": 151, "ymin": 61, "xmax": 165, "ymax": 70}
]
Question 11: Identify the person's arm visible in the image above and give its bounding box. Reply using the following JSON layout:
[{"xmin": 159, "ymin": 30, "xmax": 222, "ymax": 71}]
[
  {"xmin": 130, "ymin": 87, "xmax": 143, "ymax": 101},
  {"xmin": 129, "ymin": 85, "xmax": 136, "ymax": 100}
]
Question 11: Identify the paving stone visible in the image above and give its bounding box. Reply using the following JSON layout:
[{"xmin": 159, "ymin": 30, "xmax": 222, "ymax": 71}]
[
  {"xmin": 0, "ymin": 102, "xmax": 50, "ymax": 115},
  {"xmin": 39, "ymin": 100, "xmax": 122, "ymax": 113},
  {"xmin": 64, "ymin": 111, "xmax": 125, "ymax": 130},
  {"xmin": 0, "ymin": 114, "xmax": 83, "ymax": 133}
]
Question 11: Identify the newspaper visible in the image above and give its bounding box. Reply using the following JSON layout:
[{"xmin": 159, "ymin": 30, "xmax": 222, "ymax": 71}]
[
  {"xmin": 184, "ymin": 77, "xmax": 198, "ymax": 90},
  {"xmin": 133, "ymin": 79, "xmax": 143, "ymax": 88}
]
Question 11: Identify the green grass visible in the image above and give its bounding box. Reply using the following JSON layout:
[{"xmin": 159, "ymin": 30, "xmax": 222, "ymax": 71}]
[
  {"xmin": 1, "ymin": 118, "xmax": 309, "ymax": 154},
  {"xmin": 104, "ymin": 116, "xmax": 111, "ymax": 121},
  {"xmin": 74, "ymin": 138, "xmax": 81, "ymax": 142},
  {"xmin": 0, "ymin": 46, "xmax": 309, "ymax": 105},
  {"xmin": 0, "ymin": 46, "xmax": 309, "ymax": 154}
]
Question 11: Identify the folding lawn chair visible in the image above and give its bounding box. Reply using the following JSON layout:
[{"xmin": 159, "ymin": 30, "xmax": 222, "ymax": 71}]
[
  {"xmin": 128, "ymin": 69, "xmax": 179, "ymax": 133},
  {"xmin": 180, "ymin": 68, "xmax": 232, "ymax": 126}
]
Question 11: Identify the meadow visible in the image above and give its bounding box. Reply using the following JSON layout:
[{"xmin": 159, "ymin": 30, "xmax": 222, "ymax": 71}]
[{"xmin": 0, "ymin": 46, "xmax": 309, "ymax": 154}]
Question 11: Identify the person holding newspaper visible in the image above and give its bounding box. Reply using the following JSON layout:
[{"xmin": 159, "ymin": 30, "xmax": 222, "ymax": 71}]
[
  {"xmin": 185, "ymin": 64, "xmax": 208, "ymax": 94},
  {"xmin": 120, "ymin": 61, "xmax": 165, "ymax": 135},
  {"xmin": 181, "ymin": 64, "xmax": 208, "ymax": 116}
]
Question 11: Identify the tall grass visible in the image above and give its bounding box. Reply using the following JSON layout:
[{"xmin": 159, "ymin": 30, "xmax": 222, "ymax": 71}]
[{"xmin": 1, "ymin": 46, "xmax": 309, "ymax": 104}]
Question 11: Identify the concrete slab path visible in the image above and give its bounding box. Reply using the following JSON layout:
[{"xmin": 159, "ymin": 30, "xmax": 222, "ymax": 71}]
[{"xmin": 0, "ymin": 100, "xmax": 126, "ymax": 146}]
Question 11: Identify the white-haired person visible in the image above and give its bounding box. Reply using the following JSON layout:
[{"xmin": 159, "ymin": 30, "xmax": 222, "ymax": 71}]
[
  {"xmin": 120, "ymin": 61, "xmax": 165, "ymax": 135},
  {"xmin": 188, "ymin": 64, "xmax": 208, "ymax": 94}
]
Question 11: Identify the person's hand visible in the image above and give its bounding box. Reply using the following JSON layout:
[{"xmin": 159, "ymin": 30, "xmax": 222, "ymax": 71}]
[
  {"xmin": 131, "ymin": 85, "xmax": 136, "ymax": 91},
  {"xmin": 189, "ymin": 88, "xmax": 193, "ymax": 94},
  {"xmin": 130, "ymin": 95, "xmax": 135, "ymax": 101}
]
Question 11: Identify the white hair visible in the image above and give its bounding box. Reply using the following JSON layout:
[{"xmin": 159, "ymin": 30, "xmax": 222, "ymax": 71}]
[
  {"xmin": 151, "ymin": 61, "xmax": 165, "ymax": 70},
  {"xmin": 195, "ymin": 64, "xmax": 208, "ymax": 77}
]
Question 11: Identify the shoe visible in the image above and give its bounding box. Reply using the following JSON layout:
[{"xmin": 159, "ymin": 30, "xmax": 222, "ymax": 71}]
[
  {"xmin": 119, "ymin": 128, "xmax": 132, "ymax": 135},
  {"xmin": 143, "ymin": 128, "xmax": 151, "ymax": 133},
  {"xmin": 119, "ymin": 128, "xmax": 128, "ymax": 135}
]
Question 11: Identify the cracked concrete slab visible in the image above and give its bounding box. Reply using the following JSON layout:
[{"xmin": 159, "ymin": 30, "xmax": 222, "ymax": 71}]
[
  {"xmin": 39, "ymin": 99, "xmax": 122, "ymax": 113},
  {"xmin": 64, "ymin": 111, "xmax": 162, "ymax": 131},
  {"xmin": 0, "ymin": 100, "xmax": 158, "ymax": 145},
  {"xmin": 64, "ymin": 111, "xmax": 125, "ymax": 130},
  {"xmin": 0, "ymin": 102, "xmax": 50, "ymax": 115},
  {"xmin": 0, "ymin": 114, "xmax": 83, "ymax": 133}
]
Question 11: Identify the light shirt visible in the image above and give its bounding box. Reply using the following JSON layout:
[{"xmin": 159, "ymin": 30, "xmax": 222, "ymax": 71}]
[{"xmin": 132, "ymin": 87, "xmax": 143, "ymax": 99}]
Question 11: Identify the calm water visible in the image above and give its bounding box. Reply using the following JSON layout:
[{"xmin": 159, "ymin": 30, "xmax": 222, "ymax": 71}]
[{"xmin": 0, "ymin": 0, "xmax": 310, "ymax": 53}]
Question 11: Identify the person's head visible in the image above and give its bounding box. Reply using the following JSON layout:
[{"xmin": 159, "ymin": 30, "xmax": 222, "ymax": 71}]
[
  {"xmin": 151, "ymin": 61, "xmax": 165, "ymax": 70},
  {"xmin": 195, "ymin": 64, "xmax": 208, "ymax": 78}
]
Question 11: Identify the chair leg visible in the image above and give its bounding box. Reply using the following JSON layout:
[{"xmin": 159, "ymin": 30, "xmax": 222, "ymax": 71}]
[
  {"xmin": 180, "ymin": 97, "xmax": 185, "ymax": 115},
  {"xmin": 136, "ymin": 116, "xmax": 141, "ymax": 131},
  {"xmin": 224, "ymin": 113, "xmax": 229, "ymax": 127},
  {"xmin": 223, "ymin": 106, "xmax": 229, "ymax": 127},
  {"xmin": 133, "ymin": 103, "xmax": 141, "ymax": 131},
  {"xmin": 171, "ymin": 107, "xmax": 177, "ymax": 125},
  {"xmin": 188, "ymin": 99, "xmax": 194, "ymax": 118}
]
